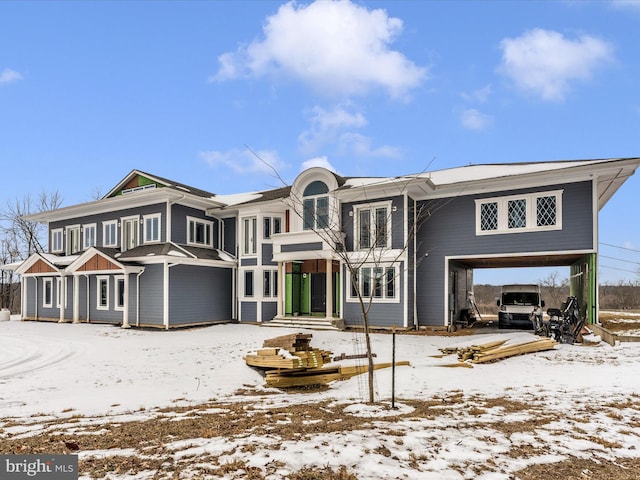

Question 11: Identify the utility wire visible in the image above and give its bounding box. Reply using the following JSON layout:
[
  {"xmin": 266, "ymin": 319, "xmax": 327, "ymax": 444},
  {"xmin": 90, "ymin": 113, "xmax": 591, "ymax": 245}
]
[
  {"xmin": 599, "ymin": 264, "xmax": 639, "ymax": 274},
  {"xmin": 599, "ymin": 242, "xmax": 640, "ymax": 254},
  {"xmin": 599, "ymin": 254, "xmax": 640, "ymax": 266}
]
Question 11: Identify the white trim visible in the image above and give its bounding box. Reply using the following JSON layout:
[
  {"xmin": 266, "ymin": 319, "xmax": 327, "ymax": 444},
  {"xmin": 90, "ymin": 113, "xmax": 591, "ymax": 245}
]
[
  {"xmin": 241, "ymin": 216, "xmax": 257, "ymax": 256},
  {"xmin": 186, "ymin": 216, "xmax": 214, "ymax": 248},
  {"xmin": 82, "ymin": 223, "xmax": 97, "ymax": 250},
  {"xmin": 103, "ymin": 220, "xmax": 119, "ymax": 248},
  {"xmin": 96, "ymin": 275, "xmax": 109, "ymax": 311},
  {"xmin": 65, "ymin": 224, "xmax": 81, "ymax": 255},
  {"xmin": 475, "ymin": 189, "xmax": 563, "ymax": 236},
  {"xmin": 51, "ymin": 228, "xmax": 64, "ymax": 253},
  {"xmin": 353, "ymin": 200, "xmax": 393, "ymax": 250},
  {"xmin": 43, "ymin": 278, "xmax": 53, "ymax": 308},
  {"xmin": 114, "ymin": 275, "xmax": 125, "ymax": 311},
  {"xmin": 56, "ymin": 277, "xmax": 67, "ymax": 308},
  {"xmin": 346, "ymin": 263, "xmax": 400, "ymax": 304},
  {"xmin": 121, "ymin": 215, "xmax": 140, "ymax": 251},
  {"xmin": 142, "ymin": 213, "xmax": 162, "ymax": 244}
]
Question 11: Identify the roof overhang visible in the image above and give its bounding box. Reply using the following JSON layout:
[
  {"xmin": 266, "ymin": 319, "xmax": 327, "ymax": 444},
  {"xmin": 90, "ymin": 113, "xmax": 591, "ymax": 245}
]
[{"xmin": 26, "ymin": 188, "xmax": 224, "ymax": 224}]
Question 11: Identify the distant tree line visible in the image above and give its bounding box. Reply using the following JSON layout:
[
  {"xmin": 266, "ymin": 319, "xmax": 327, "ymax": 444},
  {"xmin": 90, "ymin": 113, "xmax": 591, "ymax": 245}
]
[{"xmin": 474, "ymin": 272, "xmax": 640, "ymax": 314}]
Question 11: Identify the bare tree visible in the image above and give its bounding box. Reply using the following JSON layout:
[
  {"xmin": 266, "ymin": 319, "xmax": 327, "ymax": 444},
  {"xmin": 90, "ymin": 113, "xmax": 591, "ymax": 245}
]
[
  {"xmin": 0, "ymin": 191, "xmax": 63, "ymax": 311},
  {"xmin": 248, "ymin": 147, "xmax": 432, "ymax": 403},
  {"xmin": 539, "ymin": 271, "xmax": 569, "ymax": 309}
]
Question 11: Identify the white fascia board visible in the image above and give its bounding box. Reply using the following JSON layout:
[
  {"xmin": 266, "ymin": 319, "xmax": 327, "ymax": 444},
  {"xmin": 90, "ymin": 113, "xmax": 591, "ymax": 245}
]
[
  {"xmin": 121, "ymin": 255, "xmax": 235, "ymax": 269},
  {"xmin": 27, "ymin": 189, "xmax": 222, "ymax": 223}
]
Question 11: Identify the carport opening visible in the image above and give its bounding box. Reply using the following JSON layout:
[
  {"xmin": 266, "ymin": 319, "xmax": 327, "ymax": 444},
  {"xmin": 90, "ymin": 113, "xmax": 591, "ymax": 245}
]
[{"xmin": 448, "ymin": 253, "xmax": 596, "ymax": 330}]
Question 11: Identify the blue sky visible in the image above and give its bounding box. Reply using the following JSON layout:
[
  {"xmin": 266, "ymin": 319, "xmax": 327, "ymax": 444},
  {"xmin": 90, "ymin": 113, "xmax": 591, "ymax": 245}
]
[{"xmin": 1, "ymin": 0, "xmax": 639, "ymax": 285}]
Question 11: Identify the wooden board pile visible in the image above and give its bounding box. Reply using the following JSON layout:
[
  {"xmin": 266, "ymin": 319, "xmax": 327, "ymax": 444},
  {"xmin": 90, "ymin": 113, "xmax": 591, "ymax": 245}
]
[
  {"xmin": 244, "ymin": 333, "xmax": 332, "ymax": 370},
  {"xmin": 245, "ymin": 333, "xmax": 409, "ymax": 388},
  {"xmin": 438, "ymin": 337, "xmax": 557, "ymax": 367}
]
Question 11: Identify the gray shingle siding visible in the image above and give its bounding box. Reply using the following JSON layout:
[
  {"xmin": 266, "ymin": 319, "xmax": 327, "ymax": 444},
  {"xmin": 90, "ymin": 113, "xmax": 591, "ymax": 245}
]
[
  {"xmin": 138, "ymin": 263, "xmax": 164, "ymax": 326},
  {"xmin": 223, "ymin": 217, "xmax": 237, "ymax": 256},
  {"xmin": 415, "ymin": 181, "xmax": 594, "ymax": 326},
  {"xmin": 49, "ymin": 203, "xmax": 167, "ymax": 251},
  {"xmin": 241, "ymin": 301, "xmax": 257, "ymax": 322},
  {"xmin": 262, "ymin": 301, "xmax": 277, "ymax": 322},
  {"xmin": 262, "ymin": 243, "xmax": 276, "ymax": 266},
  {"xmin": 281, "ymin": 242, "xmax": 323, "ymax": 252},
  {"xmin": 170, "ymin": 204, "xmax": 219, "ymax": 247},
  {"xmin": 169, "ymin": 265, "xmax": 232, "ymax": 325}
]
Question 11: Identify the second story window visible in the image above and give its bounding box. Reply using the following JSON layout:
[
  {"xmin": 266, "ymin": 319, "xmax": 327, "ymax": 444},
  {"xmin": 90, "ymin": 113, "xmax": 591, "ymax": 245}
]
[
  {"xmin": 302, "ymin": 181, "xmax": 329, "ymax": 230},
  {"xmin": 355, "ymin": 202, "xmax": 391, "ymax": 250},
  {"xmin": 187, "ymin": 216, "xmax": 213, "ymax": 248},
  {"xmin": 263, "ymin": 216, "xmax": 282, "ymax": 239},
  {"xmin": 103, "ymin": 221, "xmax": 118, "ymax": 248},
  {"xmin": 143, "ymin": 214, "xmax": 161, "ymax": 244},
  {"xmin": 83, "ymin": 224, "xmax": 96, "ymax": 250},
  {"xmin": 65, "ymin": 225, "xmax": 81, "ymax": 255},
  {"xmin": 51, "ymin": 229, "xmax": 63, "ymax": 253},
  {"xmin": 243, "ymin": 217, "xmax": 257, "ymax": 255},
  {"xmin": 122, "ymin": 216, "xmax": 140, "ymax": 252}
]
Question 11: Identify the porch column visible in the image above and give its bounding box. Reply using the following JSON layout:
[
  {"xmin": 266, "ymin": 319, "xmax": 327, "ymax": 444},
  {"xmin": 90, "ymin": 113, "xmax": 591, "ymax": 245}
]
[
  {"xmin": 58, "ymin": 276, "xmax": 66, "ymax": 323},
  {"xmin": 325, "ymin": 259, "xmax": 333, "ymax": 319},
  {"xmin": 276, "ymin": 261, "xmax": 284, "ymax": 317},
  {"xmin": 21, "ymin": 276, "xmax": 25, "ymax": 320},
  {"xmin": 122, "ymin": 273, "xmax": 130, "ymax": 329},
  {"xmin": 72, "ymin": 275, "xmax": 80, "ymax": 323}
]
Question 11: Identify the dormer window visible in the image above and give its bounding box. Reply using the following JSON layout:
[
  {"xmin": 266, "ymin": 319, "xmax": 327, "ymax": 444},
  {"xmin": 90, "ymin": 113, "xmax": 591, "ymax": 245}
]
[{"xmin": 302, "ymin": 181, "xmax": 329, "ymax": 230}]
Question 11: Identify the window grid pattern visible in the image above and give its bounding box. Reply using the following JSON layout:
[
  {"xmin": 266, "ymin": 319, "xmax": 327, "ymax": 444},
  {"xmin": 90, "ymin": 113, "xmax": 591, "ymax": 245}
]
[
  {"xmin": 480, "ymin": 202, "xmax": 498, "ymax": 231},
  {"xmin": 536, "ymin": 196, "xmax": 557, "ymax": 226},
  {"xmin": 507, "ymin": 199, "xmax": 527, "ymax": 229}
]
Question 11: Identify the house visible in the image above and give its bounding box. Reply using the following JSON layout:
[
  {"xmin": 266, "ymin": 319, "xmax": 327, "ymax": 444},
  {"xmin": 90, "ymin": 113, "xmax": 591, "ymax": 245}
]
[{"xmin": 5, "ymin": 157, "xmax": 639, "ymax": 330}]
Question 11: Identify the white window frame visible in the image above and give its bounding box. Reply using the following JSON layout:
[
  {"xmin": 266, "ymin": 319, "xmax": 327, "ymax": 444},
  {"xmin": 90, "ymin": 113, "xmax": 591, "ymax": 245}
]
[
  {"xmin": 114, "ymin": 276, "xmax": 125, "ymax": 311},
  {"xmin": 82, "ymin": 223, "xmax": 97, "ymax": 250},
  {"xmin": 187, "ymin": 216, "xmax": 214, "ymax": 248},
  {"xmin": 143, "ymin": 213, "xmax": 162, "ymax": 244},
  {"xmin": 97, "ymin": 276, "xmax": 109, "ymax": 311},
  {"xmin": 121, "ymin": 215, "xmax": 140, "ymax": 251},
  {"xmin": 347, "ymin": 264, "xmax": 399, "ymax": 304},
  {"xmin": 263, "ymin": 269, "xmax": 278, "ymax": 297},
  {"xmin": 65, "ymin": 225, "xmax": 81, "ymax": 255},
  {"xmin": 43, "ymin": 278, "xmax": 53, "ymax": 308},
  {"xmin": 353, "ymin": 201, "xmax": 393, "ymax": 250},
  {"xmin": 244, "ymin": 270, "xmax": 254, "ymax": 298},
  {"xmin": 263, "ymin": 216, "xmax": 282, "ymax": 239},
  {"xmin": 51, "ymin": 229, "xmax": 63, "ymax": 253},
  {"xmin": 475, "ymin": 190, "xmax": 563, "ymax": 236},
  {"xmin": 242, "ymin": 217, "xmax": 257, "ymax": 256},
  {"xmin": 56, "ymin": 277, "xmax": 67, "ymax": 308},
  {"xmin": 103, "ymin": 220, "xmax": 118, "ymax": 248}
]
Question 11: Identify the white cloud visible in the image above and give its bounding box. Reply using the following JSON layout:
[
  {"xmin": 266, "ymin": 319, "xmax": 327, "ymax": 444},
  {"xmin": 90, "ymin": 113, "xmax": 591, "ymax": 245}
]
[
  {"xmin": 300, "ymin": 156, "xmax": 338, "ymax": 173},
  {"xmin": 199, "ymin": 148, "xmax": 286, "ymax": 176},
  {"xmin": 460, "ymin": 84, "xmax": 492, "ymax": 104},
  {"xmin": 338, "ymin": 132, "xmax": 401, "ymax": 159},
  {"xmin": 211, "ymin": 0, "xmax": 427, "ymax": 99},
  {"xmin": 298, "ymin": 105, "xmax": 367, "ymax": 153},
  {"xmin": 461, "ymin": 109, "xmax": 493, "ymax": 131},
  {"xmin": 0, "ymin": 68, "xmax": 22, "ymax": 85},
  {"xmin": 498, "ymin": 28, "xmax": 614, "ymax": 101}
]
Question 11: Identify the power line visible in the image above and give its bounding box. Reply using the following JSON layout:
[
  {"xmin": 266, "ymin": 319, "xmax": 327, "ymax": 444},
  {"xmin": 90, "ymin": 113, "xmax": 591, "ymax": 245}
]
[
  {"xmin": 599, "ymin": 254, "xmax": 640, "ymax": 266},
  {"xmin": 600, "ymin": 242, "xmax": 640, "ymax": 254},
  {"xmin": 599, "ymin": 264, "xmax": 639, "ymax": 274}
]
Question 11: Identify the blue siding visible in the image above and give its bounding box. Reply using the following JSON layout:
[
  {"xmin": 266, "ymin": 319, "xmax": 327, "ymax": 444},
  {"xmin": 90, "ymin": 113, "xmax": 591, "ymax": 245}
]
[
  {"xmin": 241, "ymin": 258, "xmax": 258, "ymax": 267},
  {"xmin": 262, "ymin": 243, "xmax": 276, "ymax": 266},
  {"xmin": 49, "ymin": 203, "xmax": 167, "ymax": 251},
  {"xmin": 171, "ymin": 204, "xmax": 219, "ymax": 247},
  {"xmin": 241, "ymin": 301, "xmax": 257, "ymax": 322},
  {"xmin": 341, "ymin": 195, "xmax": 404, "ymax": 251},
  {"xmin": 88, "ymin": 275, "xmax": 123, "ymax": 324},
  {"xmin": 415, "ymin": 181, "xmax": 594, "ymax": 326},
  {"xmin": 281, "ymin": 242, "xmax": 323, "ymax": 252},
  {"xmin": 223, "ymin": 217, "xmax": 237, "ymax": 256},
  {"xmin": 262, "ymin": 301, "xmax": 277, "ymax": 322},
  {"xmin": 169, "ymin": 265, "xmax": 232, "ymax": 325},
  {"xmin": 139, "ymin": 264, "xmax": 164, "ymax": 326},
  {"xmin": 343, "ymin": 262, "xmax": 404, "ymax": 328}
]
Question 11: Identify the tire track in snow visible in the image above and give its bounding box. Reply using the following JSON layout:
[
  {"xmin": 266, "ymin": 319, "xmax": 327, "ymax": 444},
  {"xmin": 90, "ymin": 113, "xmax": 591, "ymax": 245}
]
[{"xmin": 0, "ymin": 334, "xmax": 82, "ymax": 380}]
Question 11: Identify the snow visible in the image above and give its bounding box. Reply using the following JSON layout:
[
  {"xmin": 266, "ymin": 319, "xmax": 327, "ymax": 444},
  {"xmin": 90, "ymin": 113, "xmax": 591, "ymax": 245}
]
[{"xmin": 2, "ymin": 317, "xmax": 640, "ymax": 478}]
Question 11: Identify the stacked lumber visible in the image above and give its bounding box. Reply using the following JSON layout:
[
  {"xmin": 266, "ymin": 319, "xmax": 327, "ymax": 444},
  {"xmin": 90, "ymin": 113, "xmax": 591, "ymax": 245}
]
[
  {"xmin": 244, "ymin": 333, "xmax": 332, "ymax": 370},
  {"xmin": 265, "ymin": 361, "xmax": 410, "ymax": 388},
  {"xmin": 438, "ymin": 337, "xmax": 556, "ymax": 365},
  {"xmin": 245, "ymin": 333, "xmax": 411, "ymax": 388}
]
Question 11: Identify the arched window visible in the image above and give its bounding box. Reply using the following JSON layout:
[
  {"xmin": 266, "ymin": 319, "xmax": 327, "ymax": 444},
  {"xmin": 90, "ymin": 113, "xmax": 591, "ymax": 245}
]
[{"xmin": 302, "ymin": 181, "xmax": 329, "ymax": 230}]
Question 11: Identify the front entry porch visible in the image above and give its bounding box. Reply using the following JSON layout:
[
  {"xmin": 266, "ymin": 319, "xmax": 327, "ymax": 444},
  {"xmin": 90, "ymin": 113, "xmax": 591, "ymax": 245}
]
[{"xmin": 270, "ymin": 259, "xmax": 344, "ymax": 330}]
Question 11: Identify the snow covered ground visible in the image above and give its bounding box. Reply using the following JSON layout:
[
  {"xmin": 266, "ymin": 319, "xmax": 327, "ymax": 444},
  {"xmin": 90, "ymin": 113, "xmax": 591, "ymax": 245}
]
[{"xmin": 1, "ymin": 317, "xmax": 640, "ymax": 479}]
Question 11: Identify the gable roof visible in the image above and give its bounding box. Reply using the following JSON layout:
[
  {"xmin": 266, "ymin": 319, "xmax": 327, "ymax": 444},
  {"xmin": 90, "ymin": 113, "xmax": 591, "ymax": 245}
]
[{"xmin": 104, "ymin": 169, "xmax": 217, "ymax": 199}]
